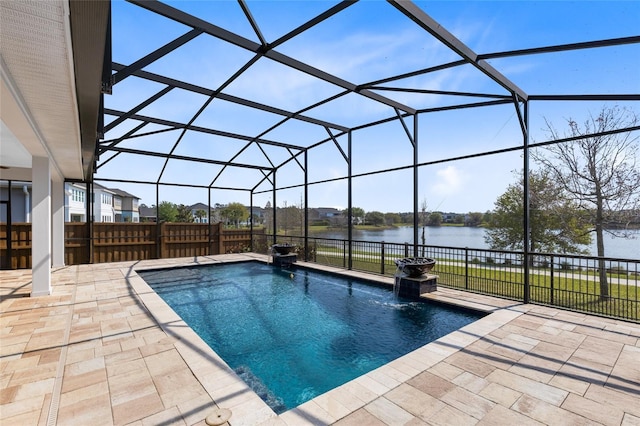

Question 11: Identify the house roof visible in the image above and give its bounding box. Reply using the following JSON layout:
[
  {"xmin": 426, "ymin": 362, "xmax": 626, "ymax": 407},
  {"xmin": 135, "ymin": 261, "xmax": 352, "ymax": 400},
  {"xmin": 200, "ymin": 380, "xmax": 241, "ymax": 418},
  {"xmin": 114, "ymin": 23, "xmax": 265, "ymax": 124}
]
[
  {"xmin": 189, "ymin": 202, "xmax": 210, "ymax": 211},
  {"xmin": 315, "ymin": 207, "xmax": 343, "ymax": 214},
  {"xmin": 138, "ymin": 206, "xmax": 156, "ymax": 218},
  {"xmin": 109, "ymin": 188, "xmax": 140, "ymax": 199}
]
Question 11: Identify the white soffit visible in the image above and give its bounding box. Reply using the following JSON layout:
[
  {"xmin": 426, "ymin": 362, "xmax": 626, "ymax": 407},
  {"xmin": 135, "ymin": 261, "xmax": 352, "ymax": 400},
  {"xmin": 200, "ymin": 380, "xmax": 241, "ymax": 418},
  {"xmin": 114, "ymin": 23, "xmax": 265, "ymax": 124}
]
[
  {"xmin": 0, "ymin": 0, "xmax": 82, "ymax": 179},
  {"xmin": 0, "ymin": 119, "xmax": 31, "ymax": 168}
]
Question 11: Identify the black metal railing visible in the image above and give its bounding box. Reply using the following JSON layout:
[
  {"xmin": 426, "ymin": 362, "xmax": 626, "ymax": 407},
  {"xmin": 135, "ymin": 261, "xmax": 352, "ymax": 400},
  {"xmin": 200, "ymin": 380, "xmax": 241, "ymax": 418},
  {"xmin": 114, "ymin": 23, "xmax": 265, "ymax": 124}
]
[{"xmin": 255, "ymin": 234, "xmax": 639, "ymax": 322}]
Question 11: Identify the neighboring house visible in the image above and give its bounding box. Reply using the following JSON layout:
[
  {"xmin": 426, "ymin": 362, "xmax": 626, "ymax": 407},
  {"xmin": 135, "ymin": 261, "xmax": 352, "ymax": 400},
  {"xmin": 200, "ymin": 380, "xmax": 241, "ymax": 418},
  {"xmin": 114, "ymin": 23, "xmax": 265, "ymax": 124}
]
[
  {"xmin": 65, "ymin": 183, "xmax": 140, "ymax": 223},
  {"xmin": 65, "ymin": 182, "xmax": 86, "ymax": 222},
  {"xmin": 0, "ymin": 181, "xmax": 140, "ymax": 223},
  {"xmin": 79, "ymin": 183, "xmax": 115, "ymax": 222},
  {"xmin": 138, "ymin": 206, "xmax": 157, "ymax": 222},
  {"xmin": 247, "ymin": 206, "xmax": 265, "ymax": 224},
  {"xmin": 315, "ymin": 207, "xmax": 342, "ymax": 219},
  {"xmin": 91, "ymin": 183, "xmax": 115, "ymax": 223},
  {"xmin": 309, "ymin": 207, "xmax": 344, "ymax": 226},
  {"xmin": 109, "ymin": 188, "xmax": 140, "ymax": 222},
  {"xmin": 441, "ymin": 212, "xmax": 456, "ymax": 223},
  {"xmin": 65, "ymin": 182, "xmax": 115, "ymax": 222},
  {"xmin": 189, "ymin": 203, "xmax": 210, "ymax": 223}
]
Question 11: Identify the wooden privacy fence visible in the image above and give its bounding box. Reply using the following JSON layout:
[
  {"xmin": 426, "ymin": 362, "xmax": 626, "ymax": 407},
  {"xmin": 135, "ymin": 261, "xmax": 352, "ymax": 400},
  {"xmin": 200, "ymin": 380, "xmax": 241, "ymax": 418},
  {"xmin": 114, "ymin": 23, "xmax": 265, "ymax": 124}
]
[
  {"xmin": 0, "ymin": 222, "xmax": 261, "ymax": 268},
  {"xmin": 0, "ymin": 223, "xmax": 31, "ymax": 269}
]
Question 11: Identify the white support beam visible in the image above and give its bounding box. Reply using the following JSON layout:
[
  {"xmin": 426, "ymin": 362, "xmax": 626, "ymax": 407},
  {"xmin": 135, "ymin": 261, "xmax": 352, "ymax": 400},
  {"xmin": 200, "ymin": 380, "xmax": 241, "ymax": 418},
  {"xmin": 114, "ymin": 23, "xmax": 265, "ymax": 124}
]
[
  {"xmin": 51, "ymin": 175, "xmax": 65, "ymax": 267},
  {"xmin": 31, "ymin": 156, "xmax": 51, "ymax": 296}
]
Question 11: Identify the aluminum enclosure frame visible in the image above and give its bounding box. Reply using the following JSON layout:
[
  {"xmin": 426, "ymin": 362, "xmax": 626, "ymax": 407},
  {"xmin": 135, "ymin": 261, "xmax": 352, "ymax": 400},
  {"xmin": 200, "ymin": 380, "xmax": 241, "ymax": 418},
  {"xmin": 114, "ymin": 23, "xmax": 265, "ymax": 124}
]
[{"xmin": 95, "ymin": 0, "xmax": 640, "ymax": 301}]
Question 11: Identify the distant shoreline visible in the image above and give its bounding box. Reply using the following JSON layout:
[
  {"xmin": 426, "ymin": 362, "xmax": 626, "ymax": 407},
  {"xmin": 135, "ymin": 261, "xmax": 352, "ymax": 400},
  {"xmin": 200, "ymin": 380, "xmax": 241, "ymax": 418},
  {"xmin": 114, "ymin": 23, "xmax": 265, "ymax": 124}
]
[{"xmin": 312, "ymin": 223, "xmax": 640, "ymax": 231}]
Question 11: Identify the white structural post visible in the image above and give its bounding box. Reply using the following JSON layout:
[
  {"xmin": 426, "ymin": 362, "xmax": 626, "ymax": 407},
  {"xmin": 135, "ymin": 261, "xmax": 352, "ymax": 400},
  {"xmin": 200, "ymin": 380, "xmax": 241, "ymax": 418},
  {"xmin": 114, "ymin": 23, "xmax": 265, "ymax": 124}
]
[
  {"xmin": 51, "ymin": 175, "xmax": 65, "ymax": 267},
  {"xmin": 31, "ymin": 156, "xmax": 51, "ymax": 296}
]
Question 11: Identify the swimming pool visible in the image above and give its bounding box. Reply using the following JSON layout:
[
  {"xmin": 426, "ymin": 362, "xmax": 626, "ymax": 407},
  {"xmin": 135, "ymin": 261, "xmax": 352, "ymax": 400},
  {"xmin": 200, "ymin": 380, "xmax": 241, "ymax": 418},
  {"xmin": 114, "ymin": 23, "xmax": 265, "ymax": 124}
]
[{"xmin": 139, "ymin": 261, "xmax": 483, "ymax": 414}]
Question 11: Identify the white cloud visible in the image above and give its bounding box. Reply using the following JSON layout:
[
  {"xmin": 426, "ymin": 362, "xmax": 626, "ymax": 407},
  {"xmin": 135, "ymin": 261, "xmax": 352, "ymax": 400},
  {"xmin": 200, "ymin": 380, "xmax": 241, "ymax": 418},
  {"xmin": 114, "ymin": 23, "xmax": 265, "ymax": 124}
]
[{"xmin": 432, "ymin": 165, "xmax": 464, "ymax": 196}]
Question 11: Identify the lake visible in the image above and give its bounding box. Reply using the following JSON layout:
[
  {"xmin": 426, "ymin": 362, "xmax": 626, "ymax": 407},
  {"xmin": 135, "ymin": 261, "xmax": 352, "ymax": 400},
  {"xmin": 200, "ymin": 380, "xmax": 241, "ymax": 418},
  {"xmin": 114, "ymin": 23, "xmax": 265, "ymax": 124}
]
[{"xmin": 309, "ymin": 226, "xmax": 639, "ymax": 259}]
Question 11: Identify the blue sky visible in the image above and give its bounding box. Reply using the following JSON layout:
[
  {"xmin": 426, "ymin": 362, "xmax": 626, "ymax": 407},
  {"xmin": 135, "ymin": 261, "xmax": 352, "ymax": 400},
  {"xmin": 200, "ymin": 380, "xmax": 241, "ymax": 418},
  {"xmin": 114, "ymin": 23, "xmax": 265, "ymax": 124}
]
[{"xmin": 99, "ymin": 0, "xmax": 640, "ymax": 213}]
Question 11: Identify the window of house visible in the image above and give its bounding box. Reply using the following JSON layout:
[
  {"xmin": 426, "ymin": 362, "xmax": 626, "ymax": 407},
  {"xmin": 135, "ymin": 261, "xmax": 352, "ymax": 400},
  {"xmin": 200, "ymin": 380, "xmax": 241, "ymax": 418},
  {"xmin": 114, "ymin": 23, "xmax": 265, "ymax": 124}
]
[{"xmin": 72, "ymin": 188, "xmax": 84, "ymax": 203}]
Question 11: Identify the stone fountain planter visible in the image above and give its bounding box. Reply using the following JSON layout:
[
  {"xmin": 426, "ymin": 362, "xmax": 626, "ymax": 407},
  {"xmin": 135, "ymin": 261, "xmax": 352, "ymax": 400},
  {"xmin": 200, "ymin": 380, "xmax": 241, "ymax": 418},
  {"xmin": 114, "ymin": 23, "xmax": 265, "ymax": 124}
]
[
  {"xmin": 271, "ymin": 243, "xmax": 297, "ymax": 255},
  {"xmin": 394, "ymin": 257, "xmax": 436, "ymax": 277},
  {"xmin": 271, "ymin": 244, "xmax": 297, "ymax": 267},
  {"xmin": 393, "ymin": 257, "xmax": 437, "ymax": 297}
]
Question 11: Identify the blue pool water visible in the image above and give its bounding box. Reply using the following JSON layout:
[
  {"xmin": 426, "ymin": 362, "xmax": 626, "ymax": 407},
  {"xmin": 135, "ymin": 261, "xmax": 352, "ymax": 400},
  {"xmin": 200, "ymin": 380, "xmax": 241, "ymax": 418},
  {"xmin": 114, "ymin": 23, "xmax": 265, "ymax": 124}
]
[{"xmin": 139, "ymin": 262, "xmax": 483, "ymax": 413}]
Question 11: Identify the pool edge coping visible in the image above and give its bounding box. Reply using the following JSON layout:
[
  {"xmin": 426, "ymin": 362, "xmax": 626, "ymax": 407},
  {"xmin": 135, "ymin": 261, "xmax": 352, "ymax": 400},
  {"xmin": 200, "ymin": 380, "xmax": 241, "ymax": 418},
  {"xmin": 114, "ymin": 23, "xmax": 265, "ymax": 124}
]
[{"xmin": 127, "ymin": 254, "xmax": 528, "ymax": 425}]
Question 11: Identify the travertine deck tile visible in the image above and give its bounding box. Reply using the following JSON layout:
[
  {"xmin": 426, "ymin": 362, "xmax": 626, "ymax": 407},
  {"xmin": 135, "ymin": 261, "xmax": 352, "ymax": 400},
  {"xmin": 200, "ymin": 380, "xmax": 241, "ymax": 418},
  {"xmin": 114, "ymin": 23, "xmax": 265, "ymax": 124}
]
[
  {"xmin": 331, "ymin": 407, "xmax": 386, "ymax": 426},
  {"xmin": 353, "ymin": 374, "xmax": 391, "ymax": 396},
  {"xmin": 511, "ymin": 394, "xmax": 596, "ymax": 425},
  {"xmin": 59, "ymin": 381, "xmax": 110, "ymax": 415},
  {"xmin": 507, "ymin": 352, "xmax": 564, "ymax": 383},
  {"xmin": 452, "ymin": 370, "xmax": 490, "ymax": 393},
  {"xmin": 478, "ymin": 403, "xmax": 546, "ymax": 426},
  {"xmin": 323, "ymin": 382, "xmax": 372, "ymax": 412},
  {"xmin": 583, "ymin": 384, "xmax": 640, "ymax": 418},
  {"xmin": 366, "ymin": 366, "xmax": 407, "ymax": 389},
  {"xmin": 446, "ymin": 351, "xmax": 497, "ymax": 377},
  {"xmin": 478, "ymin": 381, "xmax": 522, "ymax": 407},
  {"xmin": 153, "ymin": 370, "xmax": 208, "ymax": 408},
  {"xmin": 111, "ymin": 391, "xmax": 164, "ymax": 425},
  {"xmin": 486, "ymin": 369, "xmax": 569, "ymax": 406},
  {"xmin": 561, "ymin": 392, "xmax": 624, "ymax": 426},
  {"xmin": 305, "ymin": 392, "xmax": 352, "ymax": 423},
  {"xmin": 440, "ymin": 386, "xmax": 495, "ymax": 419},
  {"xmin": 557, "ymin": 355, "xmax": 613, "ymax": 387},
  {"xmin": 139, "ymin": 406, "xmax": 186, "ymax": 426},
  {"xmin": 622, "ymin": 413, "xmax": 640, "ymax": 426},
  {"xmin": 60, "ymin": 368, "xmax": 107, "ymax": 394},
  {"xmin": 364, "ymin": 397, "xmax": 415, "ymax": 425},
  {"xmin": 384, "ymin": 382, "xmax": 446, "ymax": 420},
  {"xmin": 406, "ymin": 370, "xmax": 456, "ymax": 399},
  {"xmin": 425, "ymin": 360, "xmax": 465, "ymax": 380},
  {"xmin": 427, "ymin": 404, "xmax": 477, "ymax": 426},
  {"xmin": 548, "ymin": 372, "xmax": 592, "ymax": 396},
  {"xmin": 176, "ymin": 393, "xmax": 217, "ymax": 426},
  {"xmin": 606, "ymin": 344, "xmax": 640, "ymax": 394},
  {"xmin": 56, "ymin": 393, "xmax": 113, "ymax": 426},
  {"xmin": 1, "ymin": 256, "xmax": 639, "ymax": 425},
  {"xmin": 573, "ymin": 335, "xmax": 624, "ymax": 366}
]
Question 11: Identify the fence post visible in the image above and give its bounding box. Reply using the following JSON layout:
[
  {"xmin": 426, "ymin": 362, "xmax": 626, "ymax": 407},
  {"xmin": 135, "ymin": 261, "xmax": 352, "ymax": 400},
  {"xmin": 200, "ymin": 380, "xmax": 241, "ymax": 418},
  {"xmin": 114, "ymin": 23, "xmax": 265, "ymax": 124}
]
[
  {"xmin": 465, "ymin": 247, "xmax": 469, "ymax": 290},
  {"xmin": 217, "ymin": 222, "xmax": 224, "ymax": 254},
  {"xmin": 208, "ymin": 218, "xmax": 212, "ymax": 256},
  {"xmin": 381, "ymin": 241, "xmax": 385, "ymax": 275},
  {"xmin": 343, "ymin": 240, "xmax": 346, "ymax": 268},
  {"xmin": 404, "ymin": 242, "xmax": 409, "ymax": 258},
  {"xmin": 159, "ymin": 222, "xmax": 166, "ymax": 259},
  {"xmin": 550, "ymin": 255, "xmax": 554, "ymax": 305}
]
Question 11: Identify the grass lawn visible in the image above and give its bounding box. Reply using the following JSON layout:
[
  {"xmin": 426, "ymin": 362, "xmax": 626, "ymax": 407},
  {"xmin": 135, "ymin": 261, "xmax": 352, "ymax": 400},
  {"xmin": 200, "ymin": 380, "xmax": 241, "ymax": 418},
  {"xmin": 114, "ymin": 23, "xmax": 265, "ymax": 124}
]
[{"xmin": 310, "ymin": 245, "xmax": 639, "ymax": 322}]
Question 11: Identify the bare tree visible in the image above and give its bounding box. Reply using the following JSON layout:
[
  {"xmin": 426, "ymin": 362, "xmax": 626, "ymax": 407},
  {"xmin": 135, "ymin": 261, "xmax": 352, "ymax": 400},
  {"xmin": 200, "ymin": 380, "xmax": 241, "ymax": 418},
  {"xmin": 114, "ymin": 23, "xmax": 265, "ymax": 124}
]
[
  {"xmin": 298, "ymin": 193, "xmax": 305, "ymax": 235},
  {"xmin": 420, "ymin": 198, "xmax": 428, "ymax": 256},
  {"xmin": 534, "ymin": 105, "xmax": 640, "ymax": 299},
  {"xmin": 264, "ymin": 201, "xmax": 272, "ymax": 234}
]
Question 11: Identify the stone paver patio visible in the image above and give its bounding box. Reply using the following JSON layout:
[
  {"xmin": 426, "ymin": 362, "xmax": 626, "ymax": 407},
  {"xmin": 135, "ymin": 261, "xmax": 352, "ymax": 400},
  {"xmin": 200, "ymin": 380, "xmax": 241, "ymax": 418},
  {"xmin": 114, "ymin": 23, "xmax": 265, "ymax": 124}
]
[{"xmin": 1, "ymin": 254, "xmax": 639, "ymax": 425}]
